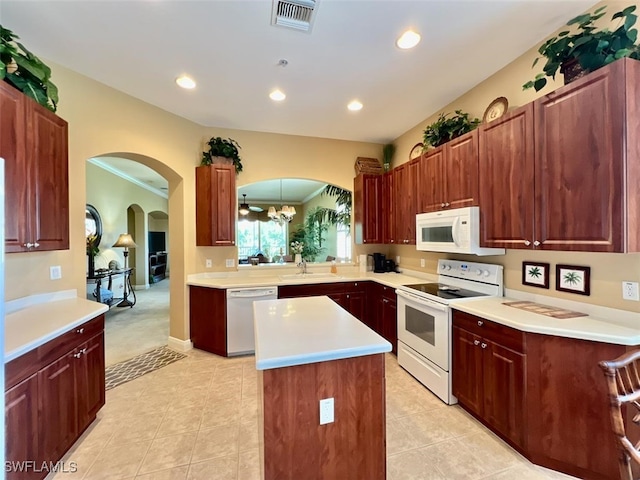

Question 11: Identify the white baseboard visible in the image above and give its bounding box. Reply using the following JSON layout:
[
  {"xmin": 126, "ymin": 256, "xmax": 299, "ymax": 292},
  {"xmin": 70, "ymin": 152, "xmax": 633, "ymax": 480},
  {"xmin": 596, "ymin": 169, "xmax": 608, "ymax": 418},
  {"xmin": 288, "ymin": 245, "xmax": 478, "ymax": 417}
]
[
  {"xmin": 168, "ymin": 336, "xmax": 193, "ymax": 352},
  {"xmin": 133, "ymin": 283, "xmax": 150, "ymax": 290}
]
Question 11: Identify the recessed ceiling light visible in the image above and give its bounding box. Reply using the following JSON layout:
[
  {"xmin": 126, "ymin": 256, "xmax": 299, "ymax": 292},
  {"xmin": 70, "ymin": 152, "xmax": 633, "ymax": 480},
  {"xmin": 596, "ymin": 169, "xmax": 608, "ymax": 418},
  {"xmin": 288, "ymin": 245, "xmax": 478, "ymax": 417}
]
[
  {"xmin": 348, "ymin": 100, "xmax": 363, "ymax": 112},
  {"xmin": 175, "ymin": 75, "xmax": 196, "ymax": 89},
  {"xmin": 396, "ymin": 30, "xmax": 421, "ymax": 49},
  {"xmin": 269, "ymin": 89, "xmax": 286, "ymax": 101}
]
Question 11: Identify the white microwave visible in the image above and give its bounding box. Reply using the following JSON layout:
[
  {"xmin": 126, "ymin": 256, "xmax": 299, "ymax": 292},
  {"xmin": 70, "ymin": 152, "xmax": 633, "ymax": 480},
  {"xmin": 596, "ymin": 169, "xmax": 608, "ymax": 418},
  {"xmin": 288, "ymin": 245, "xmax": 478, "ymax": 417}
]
[{"xmin": 415, "ymin": 206, "xmax": 505, "ymax": 256}]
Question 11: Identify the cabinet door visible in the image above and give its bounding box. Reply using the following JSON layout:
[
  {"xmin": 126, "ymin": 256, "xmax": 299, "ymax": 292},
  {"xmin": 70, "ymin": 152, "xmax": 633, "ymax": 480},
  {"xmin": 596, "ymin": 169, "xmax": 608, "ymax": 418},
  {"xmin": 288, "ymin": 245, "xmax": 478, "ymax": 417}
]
[
  {"xmin": 354, "ymin": 174, "xmax": 381, "ymax": 244},
  {"xmin": 189, "ymin": 286, "xmax": 227, "ymax": 356},
  {"xmin": 483, "ymin": 341, "xmax": 525, "ymax": 449},
  {"xmin": 392, "ymin": 164, "xmax": 408, "ymax": 243},
  {"xmin": 5, "ymin": 374, "xmax": 40, "ymax": 480},
  {"xmin": 444, "ymin": 130, "xmax": 479, "ymax": 210},
  {"xmin": 345, "ymin": 291, "xmax": 366, "ymax": 322},
  {"xmin": 38, "ymin": 352, "xmax": 77, "ymax": 463},
  {"xmin": 452, "ymin": 326, "xmax": 484, "ymax": 416},
  {"xmin": 534, "ymin": 63, "xmax": 624, "ymax": 252},
  {"xmin": 195, "ymin": 164, "xmax": 236, "ymax": 246},
  {"xmin": 479, "ymin": 105, "xmax": 535, "ymax": 249},
  {"xmin": 381, "ymin": 172, "xmax": 395, "ymax": 244},
  {"xmin": 328, "ymin": 292, "xmax": 348, "ymax": 310},
  {"xmin": 420, "ymin": 148, "xmax": 444, "ymax": 213},
  {"xmin": 28, "ymin": 101, "xmax": 69, "ymax": 251},
  {"xmin": 405, "ymin": 159, "xmax": 419, "ymax": 244},
  {"xmin": 76, "ymin": 333, "xmax": 106, "ymax": 434},
  {"xmin": 381, "ymin": 295, "xmax": 397, "ymax": 355}
]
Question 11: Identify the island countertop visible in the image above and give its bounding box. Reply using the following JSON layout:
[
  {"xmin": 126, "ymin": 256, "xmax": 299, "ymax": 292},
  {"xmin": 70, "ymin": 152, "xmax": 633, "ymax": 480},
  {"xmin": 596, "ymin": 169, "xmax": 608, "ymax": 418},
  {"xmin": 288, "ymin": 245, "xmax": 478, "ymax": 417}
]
[{"xmin": 253, "ymin": 296, "xmax": 391, "ymax": 370}]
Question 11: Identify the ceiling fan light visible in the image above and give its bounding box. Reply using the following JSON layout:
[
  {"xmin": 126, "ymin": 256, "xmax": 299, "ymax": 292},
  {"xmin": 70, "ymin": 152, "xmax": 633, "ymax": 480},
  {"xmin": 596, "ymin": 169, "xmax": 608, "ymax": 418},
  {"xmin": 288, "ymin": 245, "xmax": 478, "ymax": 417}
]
[
  {"xmin": 239, "ymin": 194, "xmax": 250, "ymax": 215},
  {"xmin": 268, "ymin": 206, "xmax": 277, "ymax": 218}
]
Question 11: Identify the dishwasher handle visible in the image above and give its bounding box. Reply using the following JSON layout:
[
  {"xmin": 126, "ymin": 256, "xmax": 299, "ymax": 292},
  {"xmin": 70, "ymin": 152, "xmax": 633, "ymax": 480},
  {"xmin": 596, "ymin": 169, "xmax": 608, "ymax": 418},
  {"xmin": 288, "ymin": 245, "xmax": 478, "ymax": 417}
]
[{"xmin": 227, "ymin": 288, "xmax": 278, "ymax": 299}]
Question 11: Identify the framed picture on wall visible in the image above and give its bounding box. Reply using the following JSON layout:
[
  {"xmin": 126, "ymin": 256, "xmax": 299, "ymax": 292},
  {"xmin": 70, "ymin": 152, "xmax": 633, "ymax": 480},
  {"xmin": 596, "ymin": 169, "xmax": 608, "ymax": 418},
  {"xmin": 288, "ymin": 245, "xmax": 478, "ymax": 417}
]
[
  {"xmin": 556, "ymin": 264, "xmax": 591, "ymax": 296},
  {"xmin": 522, "ymin": 261, "xmax": 550, "ymax": 289}
]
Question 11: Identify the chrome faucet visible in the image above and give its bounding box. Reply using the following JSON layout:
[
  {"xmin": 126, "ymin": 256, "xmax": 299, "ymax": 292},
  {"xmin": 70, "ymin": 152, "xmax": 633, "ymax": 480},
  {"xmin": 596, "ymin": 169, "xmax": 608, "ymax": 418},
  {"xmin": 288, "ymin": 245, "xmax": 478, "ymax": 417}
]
[{"xmin": 298, "ymin": 259, "xmax": 307, "ymax": 274}]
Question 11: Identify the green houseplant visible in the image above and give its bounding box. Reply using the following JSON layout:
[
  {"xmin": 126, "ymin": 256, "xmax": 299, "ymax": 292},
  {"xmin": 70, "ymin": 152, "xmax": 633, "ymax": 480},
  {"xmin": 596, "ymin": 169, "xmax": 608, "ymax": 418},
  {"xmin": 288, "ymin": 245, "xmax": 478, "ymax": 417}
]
[
  {"xmin": 201, "ymin": 136, "xmax": 243, "ymax": 174},
  {"xmin": 382, "ymin": 144, "xmax": 396, "ymax": 172},
  {"xmin": 0, "ymin": 25, "xmax": 59, "ymax": 112},
  {"xmin": 423, "ymin": 110, "xmax": 480, "ymax": 148},
  {"xmin": 523, "ymin": 5, "xmax": 640, "ymax": 92}
]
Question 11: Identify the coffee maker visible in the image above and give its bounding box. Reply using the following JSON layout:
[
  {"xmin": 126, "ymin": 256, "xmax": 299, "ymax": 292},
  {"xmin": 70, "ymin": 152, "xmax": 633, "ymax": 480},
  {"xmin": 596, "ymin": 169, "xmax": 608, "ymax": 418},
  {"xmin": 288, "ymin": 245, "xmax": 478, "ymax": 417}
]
[{"xmin": 371, "ymin": 253, "xmax": 386, "ymax": 273}]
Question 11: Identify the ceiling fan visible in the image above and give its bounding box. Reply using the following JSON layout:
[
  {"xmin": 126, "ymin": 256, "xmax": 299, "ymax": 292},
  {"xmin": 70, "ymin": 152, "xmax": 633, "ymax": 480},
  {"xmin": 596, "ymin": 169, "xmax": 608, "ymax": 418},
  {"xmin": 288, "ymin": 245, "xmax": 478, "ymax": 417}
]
[{"xmin": 239, "ymin": 194, "xmax": 263, "ymax": 215}]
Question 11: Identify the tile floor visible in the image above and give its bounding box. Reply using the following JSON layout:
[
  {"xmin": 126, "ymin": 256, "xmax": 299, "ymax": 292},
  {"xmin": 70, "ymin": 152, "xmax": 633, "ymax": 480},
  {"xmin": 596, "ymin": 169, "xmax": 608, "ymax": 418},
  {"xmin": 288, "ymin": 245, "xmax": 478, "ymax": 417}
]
[{"xmin": 49, "ymin": 350, "xmax": 577, "ymax": 480}]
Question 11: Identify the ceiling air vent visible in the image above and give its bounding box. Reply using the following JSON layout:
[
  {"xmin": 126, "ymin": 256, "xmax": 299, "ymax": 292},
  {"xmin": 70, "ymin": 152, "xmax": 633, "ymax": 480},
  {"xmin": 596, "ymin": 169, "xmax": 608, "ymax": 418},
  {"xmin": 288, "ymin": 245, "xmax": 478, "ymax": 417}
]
[{"xmin": 271, "ymin": 0, "xmax": 318, "ymax": 33}]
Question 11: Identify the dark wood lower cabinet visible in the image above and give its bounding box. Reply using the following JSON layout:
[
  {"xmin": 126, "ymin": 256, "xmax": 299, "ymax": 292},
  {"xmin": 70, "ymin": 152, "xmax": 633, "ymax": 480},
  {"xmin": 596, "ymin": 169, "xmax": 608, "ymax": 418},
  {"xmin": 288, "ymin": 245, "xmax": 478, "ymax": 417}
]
[
  {"xmin": 189, "ymin": 286, "xmax": 227, "ymax": 356},
  {"xmin": 5, "ymin": 316, "xmax": 105, "ymax": 480},
  {"xmin": 368, "ymin": 283, "xmax": 397, "ymax": 354},
  {"xmin": 453, "ymin": 309, "xmax": 629, "ymax": 480}
]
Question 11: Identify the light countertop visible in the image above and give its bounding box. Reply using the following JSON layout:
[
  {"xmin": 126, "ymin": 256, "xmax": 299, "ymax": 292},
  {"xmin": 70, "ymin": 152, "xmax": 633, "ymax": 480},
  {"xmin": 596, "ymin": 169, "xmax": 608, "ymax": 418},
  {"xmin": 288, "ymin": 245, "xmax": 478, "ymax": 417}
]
[
  {"xmin": 452, "ymin": 294, "xmax": 640, "ymax": 346},
  {"xmin": 5, "ymin": 291, "xmax": 108, "ymax": 362},
  {"xmin": 253, "ymin": 296, "xmax": 391, "ymax": 370}
]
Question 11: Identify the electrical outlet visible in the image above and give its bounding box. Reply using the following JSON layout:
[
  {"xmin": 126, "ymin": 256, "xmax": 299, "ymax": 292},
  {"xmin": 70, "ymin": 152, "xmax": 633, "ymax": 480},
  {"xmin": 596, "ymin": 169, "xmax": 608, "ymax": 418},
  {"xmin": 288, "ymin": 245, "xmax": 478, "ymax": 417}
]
[
  {"xmin": 420, "ymin": 259, "xmax": 425, "ymax": 268},
  {"xmin": 205, "ymin": 259, "xmax": 212, "ymax": 268},
  {"xmin": 225, "ymin": 259, "xmax": 234, "ymax": 268},
  {"xmin": 319, "ymin": 398, "xmax": 334, "ymax": 425},
  {"xmin": 622, "ymin": 281, "xmax": 640, "ymax": 301},
  {"xmin": 396, "ymin": 256, "xmax": 400, "ymax": 264},
  {"xmin": 50, "ymin": 266, "xmax": 62, "ymax": 280}
]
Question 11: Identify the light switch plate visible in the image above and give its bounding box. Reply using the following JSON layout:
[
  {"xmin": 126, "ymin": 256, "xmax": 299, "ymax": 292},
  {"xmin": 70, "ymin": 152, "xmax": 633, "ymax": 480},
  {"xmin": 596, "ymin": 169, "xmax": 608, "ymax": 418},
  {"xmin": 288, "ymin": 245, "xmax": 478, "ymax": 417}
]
[
  {"xmin": 50, "ymin": 265, "xmax": 62, "ymax": 280},
  {"xmin": 205, "ymin": 259, "xmax": 212, "ymax": 268},
  {"xmin": 319, "ymin": 398, "xmax": 334, "ymax": 425},
  {"xmin": 226, "ymin": 259, "xmax": 235, "ymax": 268},
  {"xmin": 396, "ymin": 256, "xmax": 400, "ymax": 264},
  {"xmin": 420, "ymin": 259, "xmax": 425, "ymax": 268}
]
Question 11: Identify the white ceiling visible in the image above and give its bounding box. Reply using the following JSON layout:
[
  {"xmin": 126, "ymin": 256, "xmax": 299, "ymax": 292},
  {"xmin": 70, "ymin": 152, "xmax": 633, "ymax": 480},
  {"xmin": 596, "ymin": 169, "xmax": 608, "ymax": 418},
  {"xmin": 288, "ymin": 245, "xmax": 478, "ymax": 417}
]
[{"xmin": 2, "ymin": 0, "xmax": 595, "ymax": 145}]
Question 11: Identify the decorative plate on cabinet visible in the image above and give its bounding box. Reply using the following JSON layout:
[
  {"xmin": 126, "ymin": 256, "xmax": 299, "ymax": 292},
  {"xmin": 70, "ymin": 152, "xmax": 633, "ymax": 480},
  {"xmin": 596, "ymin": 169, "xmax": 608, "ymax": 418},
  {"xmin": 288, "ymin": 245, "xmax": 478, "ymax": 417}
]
[
  {"xmin": 409, "ymin": 143, "xmax": 424, "ymax": 160},
  {"xmin": 482, "ymin": 97, "xmax": 508, "ymax": 123}
]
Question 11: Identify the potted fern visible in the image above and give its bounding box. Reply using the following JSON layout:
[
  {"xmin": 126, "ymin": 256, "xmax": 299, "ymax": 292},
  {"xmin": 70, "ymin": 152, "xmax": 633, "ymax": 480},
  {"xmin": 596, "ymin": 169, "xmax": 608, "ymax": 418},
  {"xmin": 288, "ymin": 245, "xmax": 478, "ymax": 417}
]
[
  {"xmin": 201, "ymin": 136, "xmax": 243, "ymax": 174},
  {"xmin": 0, "ymin": 25, "xmax": 59, "ymax": 112},
  {"xmin": 423, "ymin": 110, "xmax": 480, "ymax": 148},
  {"xmin": 523, "ymin": 5, "xmax": 640, "ymax": 92}
]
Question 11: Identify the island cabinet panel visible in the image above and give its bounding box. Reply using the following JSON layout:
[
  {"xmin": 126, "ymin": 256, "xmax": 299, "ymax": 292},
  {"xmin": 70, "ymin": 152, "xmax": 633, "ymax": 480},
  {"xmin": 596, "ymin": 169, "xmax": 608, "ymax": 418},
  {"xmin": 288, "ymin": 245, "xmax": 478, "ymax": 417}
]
[
  {"xmin": 354, "ymin": 174, "xmax": 382, "ymax": 245},
  {"xmin": 195, "ymin": 164, "xmax": 236, "ymax": 246},
  {"xmin": 189, "ymin": 286, "xmax": 227, "ymax": 356},
  {"xmin": 5, "ymin": 375, "xmax": 40, "ymax": 480},
  {"xmin": 526, "ymin": 333, "xmax": 627, "ymax": 480},
  {"xmin": 479, "ymin": 104, "xmax": 535, "ymax": 249},
  {"xmin": 1, "ymin": 81, "xmax": 69, "ymax": 253},
  {"xmin": 260, "ymin": 354, "xmax": 386, "ymax": 480}
]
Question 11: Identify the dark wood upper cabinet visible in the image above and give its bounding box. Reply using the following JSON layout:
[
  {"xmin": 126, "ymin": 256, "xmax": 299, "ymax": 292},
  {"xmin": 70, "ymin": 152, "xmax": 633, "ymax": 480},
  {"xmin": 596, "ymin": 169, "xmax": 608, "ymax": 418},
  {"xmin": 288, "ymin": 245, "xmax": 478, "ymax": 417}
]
[
  {"xmin": 195, "ymin": 163, "xmax": 236, "ymax": 246},
  {"xmin": 381, "ymin": 172, "xmax": 394, "ymax": 244},
  {"xmin": 354, "ymin": 174, "xmax": 382, "ymax": 244},
  {"xmin": 420, "ymin": 130, "xmax": 479, "ymax": 213},
  {"xmin": 0, "ymin": 81, "xmax": 69, "ymax": 253},
  {"xmin": 393, "ymin": 159, "xmax": 419, "ymax": 245},
  {"xmin": 479, "ymin": 104, "xmax": 535, "ymax": 249}
]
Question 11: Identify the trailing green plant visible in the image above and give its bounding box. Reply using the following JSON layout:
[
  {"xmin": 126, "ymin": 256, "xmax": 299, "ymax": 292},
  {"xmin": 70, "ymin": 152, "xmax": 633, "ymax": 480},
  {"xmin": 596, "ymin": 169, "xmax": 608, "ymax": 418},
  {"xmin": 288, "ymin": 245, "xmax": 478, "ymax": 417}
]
[
  {"xmin": 382, "ymin": 144, "xmax": 396, "ymax": 171},
  {"xmin": 290, "ymin": 215, "xmax": 327, "ymax": 262},
  {"xmin": 523, "ymin": 5, "xmax": 640, "ymax": 92},
  {"xmin": 423, "ymin": 110, "xmax": 480, "ymax": 148},
  {"xmin": 0, "ymin": 25, "xmax": 58, "ymax": 112},
  {"xmin": 305, "ymin": 184, "xmax": 351, "ymax": 227},
  {"xmin": 201, "ymin": 136, "xmax": 243, "ymax": 174}
]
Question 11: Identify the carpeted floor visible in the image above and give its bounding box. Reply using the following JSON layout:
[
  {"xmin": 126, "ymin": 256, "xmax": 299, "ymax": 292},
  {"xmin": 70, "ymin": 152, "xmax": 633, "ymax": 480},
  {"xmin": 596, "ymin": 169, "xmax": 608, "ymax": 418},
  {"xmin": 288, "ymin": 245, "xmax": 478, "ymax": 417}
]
[
  {"xmin": 104, "ymin": 278, "xmax": 170, "ymax": 366},
  {"xmin": 105, "ymin": 345, "xmax": 186, "ymax": 390}
]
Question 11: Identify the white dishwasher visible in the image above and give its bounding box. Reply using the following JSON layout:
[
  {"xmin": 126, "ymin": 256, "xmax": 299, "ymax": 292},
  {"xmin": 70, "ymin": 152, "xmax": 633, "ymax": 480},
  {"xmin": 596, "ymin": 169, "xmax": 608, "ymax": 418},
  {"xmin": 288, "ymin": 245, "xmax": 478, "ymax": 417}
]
[{"xmin": 226, "ymin": 286, "xmax": 278, "ymax": 355}]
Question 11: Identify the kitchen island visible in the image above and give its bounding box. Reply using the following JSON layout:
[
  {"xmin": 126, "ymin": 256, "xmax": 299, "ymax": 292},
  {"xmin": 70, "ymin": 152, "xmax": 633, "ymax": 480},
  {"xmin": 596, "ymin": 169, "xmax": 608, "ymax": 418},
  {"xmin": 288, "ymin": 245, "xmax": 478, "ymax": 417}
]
[{"xmin": 254, "ymin": 296, "xmax": 391, "ymax": 480}]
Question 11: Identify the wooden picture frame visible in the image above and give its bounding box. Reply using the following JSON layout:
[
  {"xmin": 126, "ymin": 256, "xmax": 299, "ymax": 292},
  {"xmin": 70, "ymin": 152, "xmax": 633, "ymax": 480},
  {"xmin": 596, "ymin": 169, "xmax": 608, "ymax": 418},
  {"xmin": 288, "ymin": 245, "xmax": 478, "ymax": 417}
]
[
  {"xmin": 522, "ymin": 261, "xmax": 550, "ymax": 289},
  {"xmin": 556, "ymin": 264, "xmax": 591, "ymax": 296}
]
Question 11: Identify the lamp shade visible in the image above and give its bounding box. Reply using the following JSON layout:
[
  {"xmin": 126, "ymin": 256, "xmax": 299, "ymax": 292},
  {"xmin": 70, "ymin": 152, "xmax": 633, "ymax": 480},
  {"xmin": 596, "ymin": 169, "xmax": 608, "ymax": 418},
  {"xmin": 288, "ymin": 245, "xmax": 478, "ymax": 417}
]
[{"xmin": 112, "ymin": 233, "xmax": 137, "ymax": 249}]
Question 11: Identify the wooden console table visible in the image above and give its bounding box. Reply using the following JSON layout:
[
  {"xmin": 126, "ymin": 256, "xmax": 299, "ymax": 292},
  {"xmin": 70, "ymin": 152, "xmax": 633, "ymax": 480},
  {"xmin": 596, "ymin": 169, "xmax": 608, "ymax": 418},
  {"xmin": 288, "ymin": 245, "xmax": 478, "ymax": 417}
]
[{"xmin": 87, "ymin": 268, "xmax": 136, "ymax": 308}]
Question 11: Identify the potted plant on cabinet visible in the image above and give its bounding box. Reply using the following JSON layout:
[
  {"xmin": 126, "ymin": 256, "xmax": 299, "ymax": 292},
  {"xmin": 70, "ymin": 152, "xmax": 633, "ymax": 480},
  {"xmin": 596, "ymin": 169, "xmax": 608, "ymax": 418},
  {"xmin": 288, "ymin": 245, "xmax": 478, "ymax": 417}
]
[
  {"xmin": 201, "ymin": 136, "xmax": 243, "ymax": 174},
  {"xmin": 0, "ymin": 25, "xmax": 59, "ymax": 112},
  {"xmin": 382, "ymin": 144, "xmax": 396, "ymax": 172},
  {"xmin": 523, "ymin": 5, "xmax": 640, "ymax": 92},
  {"xmin": 423, "ymin": 110, "xmax": 480, "ymax": 148}
]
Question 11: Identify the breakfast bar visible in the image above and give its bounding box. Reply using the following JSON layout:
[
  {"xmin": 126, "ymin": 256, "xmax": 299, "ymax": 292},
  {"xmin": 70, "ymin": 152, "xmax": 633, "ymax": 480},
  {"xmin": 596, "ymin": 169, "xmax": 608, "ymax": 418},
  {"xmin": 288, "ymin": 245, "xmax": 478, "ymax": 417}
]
[{"xmin": 254, "ymin": 296, "xmax": 391, "ymax": 480}]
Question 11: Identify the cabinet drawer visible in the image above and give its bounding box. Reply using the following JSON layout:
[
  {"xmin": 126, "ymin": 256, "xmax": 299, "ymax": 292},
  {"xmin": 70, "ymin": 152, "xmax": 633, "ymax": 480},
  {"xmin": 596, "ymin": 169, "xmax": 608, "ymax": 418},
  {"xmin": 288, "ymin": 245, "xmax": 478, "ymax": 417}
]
[
  {"xmin": 6, "ymin": 315, "xmax": 105, "ymax": 389},
  {"xmin": 453, "ymin": 310, "xmax": 524, "ymax": 353}
]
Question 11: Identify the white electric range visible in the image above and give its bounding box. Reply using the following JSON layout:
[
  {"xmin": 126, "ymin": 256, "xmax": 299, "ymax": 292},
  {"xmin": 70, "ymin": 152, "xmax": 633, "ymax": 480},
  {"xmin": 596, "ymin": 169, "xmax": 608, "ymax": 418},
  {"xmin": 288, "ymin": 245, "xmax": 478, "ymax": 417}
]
[{"xmin": 396, "ymin": 259, "xmax": 503, "ymax": 404}]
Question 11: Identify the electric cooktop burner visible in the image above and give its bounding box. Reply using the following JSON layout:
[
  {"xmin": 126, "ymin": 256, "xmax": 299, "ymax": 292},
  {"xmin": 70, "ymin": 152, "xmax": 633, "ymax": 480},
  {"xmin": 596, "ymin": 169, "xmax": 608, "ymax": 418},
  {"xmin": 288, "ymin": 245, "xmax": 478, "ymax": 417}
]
[{"xmin": 404, "ymin": 283, "xmax": 488, "ymax": 300}]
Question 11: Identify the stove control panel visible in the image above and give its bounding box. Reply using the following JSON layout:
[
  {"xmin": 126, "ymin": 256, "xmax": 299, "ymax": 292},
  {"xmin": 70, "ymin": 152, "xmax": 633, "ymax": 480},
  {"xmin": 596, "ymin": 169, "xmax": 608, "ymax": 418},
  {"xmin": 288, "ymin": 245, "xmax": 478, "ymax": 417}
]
[{"xmin": 438, "ymin": 260, "xmax": 503, "ymax": 285}]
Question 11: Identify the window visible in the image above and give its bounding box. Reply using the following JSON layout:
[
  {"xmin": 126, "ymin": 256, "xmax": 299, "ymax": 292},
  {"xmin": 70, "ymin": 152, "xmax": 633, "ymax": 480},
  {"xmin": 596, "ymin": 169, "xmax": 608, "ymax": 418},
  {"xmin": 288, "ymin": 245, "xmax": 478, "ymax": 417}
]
[
  {"xmin": 237, "ymin": 220, "xmax": 288, "ymax": 260},
  {"xmin": 335, "ymin": 203, "xmax": 351, "ymax": 261}
]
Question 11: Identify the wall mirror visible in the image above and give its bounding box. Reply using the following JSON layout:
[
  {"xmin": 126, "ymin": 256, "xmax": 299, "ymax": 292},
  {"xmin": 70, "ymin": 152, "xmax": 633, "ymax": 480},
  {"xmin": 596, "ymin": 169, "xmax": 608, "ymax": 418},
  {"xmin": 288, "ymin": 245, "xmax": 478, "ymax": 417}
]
[
  {"xmin": 85, "ymin": 204, "xmax": 103, "ymax": 248},
  {"xmin": 237, "ymin": 179, "xmax": 352, "ymax": 264}
]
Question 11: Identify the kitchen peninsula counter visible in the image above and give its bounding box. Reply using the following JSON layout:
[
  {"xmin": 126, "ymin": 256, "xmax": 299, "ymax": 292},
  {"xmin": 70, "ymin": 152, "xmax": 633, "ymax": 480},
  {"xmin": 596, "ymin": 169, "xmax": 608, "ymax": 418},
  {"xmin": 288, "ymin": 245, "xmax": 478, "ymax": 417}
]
[{"xmin": 254, "ymin": 296, "xmax": 390, "ymax": 480}]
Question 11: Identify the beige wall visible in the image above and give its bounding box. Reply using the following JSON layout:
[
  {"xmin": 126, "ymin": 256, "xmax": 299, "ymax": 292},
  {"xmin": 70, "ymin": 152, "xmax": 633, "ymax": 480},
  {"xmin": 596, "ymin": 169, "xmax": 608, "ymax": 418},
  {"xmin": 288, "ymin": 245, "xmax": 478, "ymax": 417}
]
[{"xmin": 391, "ymin": 0, "xmax": 640, "ymax": 312}]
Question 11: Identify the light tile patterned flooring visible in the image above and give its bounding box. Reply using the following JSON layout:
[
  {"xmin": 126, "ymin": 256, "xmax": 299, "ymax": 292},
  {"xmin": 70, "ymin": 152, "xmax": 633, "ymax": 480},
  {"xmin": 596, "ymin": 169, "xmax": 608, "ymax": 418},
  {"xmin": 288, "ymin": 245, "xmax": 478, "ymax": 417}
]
[{"xmin": 49, "ymin": 351, "xmax": 577, "ymax": 480}]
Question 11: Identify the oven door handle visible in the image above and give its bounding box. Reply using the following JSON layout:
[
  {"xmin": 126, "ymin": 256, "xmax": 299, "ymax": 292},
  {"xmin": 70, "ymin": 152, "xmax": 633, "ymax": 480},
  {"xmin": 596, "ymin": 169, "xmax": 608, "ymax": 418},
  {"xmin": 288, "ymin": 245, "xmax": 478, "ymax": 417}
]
[
  {"xmin": 452, "ymin": 216, "xmax": 461, "ymax": 247},
  {"xmin": 395, "ymin": 289, "xmax": 448, "ymax": 312}
]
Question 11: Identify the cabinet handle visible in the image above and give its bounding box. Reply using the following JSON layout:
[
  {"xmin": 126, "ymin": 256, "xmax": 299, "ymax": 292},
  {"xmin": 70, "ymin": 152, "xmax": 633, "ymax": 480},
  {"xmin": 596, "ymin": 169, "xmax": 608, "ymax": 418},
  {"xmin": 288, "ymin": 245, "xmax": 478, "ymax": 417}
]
[
  {"xmin": 441, "ymin": 203, "xmax": 446, "ymax": 208},
  {"xmin": 524, "ymin": 240, "xmax": 531, "ymax": 246},
  {"xmin": 477, "ymin": 320, "xmax": 483, "ymax": 326},
  {"xmin": 364, "ymin": 240, "xmax": 367, "ymax": 243},
  {"xmin": 383, "ymin": 299, "xmax": 389, "ymax": 303},
  {"xmin": 73, "ymin": 348, "xmax": 86, "ymax": 358},
  {"xmin": 76, "ymin": 327, "xmax": 84, "ymax": 334},
  {"xmin": 346, "ymin": 294, "xmax": 350, "ymax": 299},
  {"xmin": 445, "ymin": 202, "xmax": 450, "ymax": 207},
  {"xmin": 533, "ymin": 240, "xmax": 540, "ymax": 246},
  {"xmin": 481, "ymin": 343, "xmax": 487, "ymax": 349},
  {"xmin": 474, "ymin": 340, "xmax": 480, "ymax": 346}
]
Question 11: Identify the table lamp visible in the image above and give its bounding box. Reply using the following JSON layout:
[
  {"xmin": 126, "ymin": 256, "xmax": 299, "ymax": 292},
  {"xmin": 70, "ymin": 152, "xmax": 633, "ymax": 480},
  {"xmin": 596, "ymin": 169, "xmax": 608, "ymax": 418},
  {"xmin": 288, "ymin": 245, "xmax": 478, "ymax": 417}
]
[{"xmin": 112, "ymin": 233, "xmax": 137, "ymax": 307}]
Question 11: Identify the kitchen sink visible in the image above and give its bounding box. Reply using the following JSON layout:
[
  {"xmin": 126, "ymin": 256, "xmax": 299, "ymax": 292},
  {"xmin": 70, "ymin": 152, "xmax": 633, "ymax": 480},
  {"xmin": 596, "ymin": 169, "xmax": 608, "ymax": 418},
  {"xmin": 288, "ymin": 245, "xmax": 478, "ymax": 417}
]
[{"xmin": 279, "ymin": 273, "xmax": 341, "ymax": 280}]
